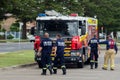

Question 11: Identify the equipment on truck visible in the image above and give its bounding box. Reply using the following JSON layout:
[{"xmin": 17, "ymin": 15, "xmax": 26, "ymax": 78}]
[{"xmin": 34, "ymin": 13, "xmax": 98, "ymax": 68}]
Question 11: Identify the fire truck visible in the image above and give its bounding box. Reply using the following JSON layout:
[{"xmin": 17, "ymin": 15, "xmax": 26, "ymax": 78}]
[{"xmin": 34, "ymin": 13, "xmax": 98, "ymax": 68}]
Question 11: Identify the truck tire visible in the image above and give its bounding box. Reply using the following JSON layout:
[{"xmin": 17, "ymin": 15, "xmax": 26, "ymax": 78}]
[
  {"xmin": 85, "ymin": 57, "xmax": 90, "ymax": 65},
  {"xmin": 77, "ymin": 62, "xmax": 84, "ymax": 68},
  {"xmin": 77, "ymin": 54, "xmax": 84, "ymax": 68}
]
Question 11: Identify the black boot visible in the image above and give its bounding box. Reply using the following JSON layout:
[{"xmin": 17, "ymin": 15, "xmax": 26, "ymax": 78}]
[
  {"xmin": 90, "ymin": 62, "xmax": 93, "ymax": 69},
  {"xmin": 95, "ymin": 63, "xmax": 98, "ymax": 69},
  {"xmin": 62, "ymin": 68, "xmax": 66, "ymax": 75},
  {"xmin": 53, "ymin": 69, "xmax": 57, "ymax": 74},
  {"xmin": 41, "ymin": 69, "xmax": 46, "ymax": 75}
]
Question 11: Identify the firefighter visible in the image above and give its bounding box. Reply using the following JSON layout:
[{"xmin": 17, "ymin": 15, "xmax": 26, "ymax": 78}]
[
  {"xmin": 88, "ymin": 35, "xmax": 100, "ymax": 69},
  {"xmin": 100, "ymin": 35, "xmax": 118, "ymax": 70},
  {"xmin": 37, "ymin": 32, "xmax": 53, "ymax": 75},
  {"xmin": 34, "ymin": 36, "xmax": 41, "ymax": 52},
  {"xmin": 53, "ymin": 34, "xmax": 66, "ymax": 75},
  {"xmin": 34, "ymin": 36, "xmax": 41, "ymax": 68}
]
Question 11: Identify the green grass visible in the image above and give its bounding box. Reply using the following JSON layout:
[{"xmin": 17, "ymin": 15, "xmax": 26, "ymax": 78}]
[{"xmin": 0, "ymin": 50, "xmax": 35, "ymax": 68}]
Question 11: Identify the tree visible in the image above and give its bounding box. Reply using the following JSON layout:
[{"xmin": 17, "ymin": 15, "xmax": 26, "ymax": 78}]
[
  {"xmin": 10, "ymin": 23, "xmax": 19, "ymax": 32},
  {"xmin": 79, "ymin": 0, "xmax": 120, "ymax": 33},
  {"xmin": 0, "ymin": 0, "xmax": 13, "ymax": 20},
  {"xmin": 0, "ymin": 0, "xmax": 38, "ymax": 39},
  {"xmin": 1, "ymin": 0, "xmax": 120, "ymax": 37}
]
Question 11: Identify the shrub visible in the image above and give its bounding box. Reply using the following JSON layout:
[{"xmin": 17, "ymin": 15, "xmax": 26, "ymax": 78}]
[
  {"xmin": 0, "ymin": 35, "xmax": 5, "ymax": 39},
  {"xmin": 7, "ymin": 34, "xmax": 14, "ymax": 39},
  {"xmin": 10, "ymin": 23, "xmax": 19, "ymax": 32}
]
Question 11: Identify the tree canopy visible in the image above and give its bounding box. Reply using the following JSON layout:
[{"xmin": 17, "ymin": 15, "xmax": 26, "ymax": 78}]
[{"xmin": 0, "ymin": 0, "xmax": 120, "ymax": 38}]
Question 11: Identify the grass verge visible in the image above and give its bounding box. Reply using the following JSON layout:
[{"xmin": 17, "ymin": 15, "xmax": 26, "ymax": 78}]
[{"xmin": 0, "ymin": 50, "xmax": 34, "ymax": 68}]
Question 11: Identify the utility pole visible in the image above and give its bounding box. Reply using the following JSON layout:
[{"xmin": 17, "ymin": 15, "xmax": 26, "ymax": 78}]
[{"xmin": 19, "ymin": 22, "xmax": 23, "ymax": 49}]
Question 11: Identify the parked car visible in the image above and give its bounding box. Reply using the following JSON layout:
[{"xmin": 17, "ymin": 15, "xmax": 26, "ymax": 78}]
[{"xmin": 99, "ymin": 33, "xmax": 106, "ymax": 39}]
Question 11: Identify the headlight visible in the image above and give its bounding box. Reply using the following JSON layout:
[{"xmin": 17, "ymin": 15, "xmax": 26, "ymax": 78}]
[
  {"xmin": 76, "ymin": 52, "xmax": 80, "ymax": 56},
  {"xmin": 71, "ymin": 52, "xmax": 81, "ymax": 56}
]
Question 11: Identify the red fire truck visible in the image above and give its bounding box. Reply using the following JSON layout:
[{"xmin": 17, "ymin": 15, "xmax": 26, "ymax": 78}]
[{"xmin": 34, "ymin": 14, "xmax": 98, "ymax": 68}]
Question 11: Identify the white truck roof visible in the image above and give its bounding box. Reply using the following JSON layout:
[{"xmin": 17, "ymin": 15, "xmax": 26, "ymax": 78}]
[
  {"xmin": 36, "ymin": 16, "xmax": 87, "ymax": 21},
  {"xmin": 36, "ymin": 15, "xmax": 97, "ymax": 26}
]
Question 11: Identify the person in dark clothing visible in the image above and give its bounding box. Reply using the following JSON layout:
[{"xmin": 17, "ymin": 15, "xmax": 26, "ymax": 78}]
[
  {"xmin": 53, "ymin": 34, "xmax": 66, "ymax": 75},
  {"xmin": 99, "ymin": 35, "xmax": 118, "ymax": 70},
  {"xmin": 88, "ymin": 35, "xmax": 100, "ymax": 69},
  {"xmin": 30, "ymin": 27, "xmax": 35, "ymax": 35},
  {"xmin": 37, "ymin": 32, "xmax": 53, "ymax": 75}
]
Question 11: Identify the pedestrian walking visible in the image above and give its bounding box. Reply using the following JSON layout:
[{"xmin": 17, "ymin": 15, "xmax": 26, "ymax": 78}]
[
  {"xmin": 53, "ymin": 34, "xmax": 66, "ymax": 75},
  {"xmin": 100, "ymin": 35, "xmax": 118, "ymax": 70},
  {"xmin": 88, "ymin": 35, "xmax": 100, "ymax": 69},
  {"xmin": 37, "ymin": 32, "xmax": 53, "ymax": 75}
]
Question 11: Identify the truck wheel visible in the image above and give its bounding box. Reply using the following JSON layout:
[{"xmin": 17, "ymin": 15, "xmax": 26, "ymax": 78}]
[
  {"xmin": 77, "ymin": 62, "xmax": 84, "ymax": 68},
  {"xmin": 85, "ymin": 57, "xmax": 90, "ymax": 65}
]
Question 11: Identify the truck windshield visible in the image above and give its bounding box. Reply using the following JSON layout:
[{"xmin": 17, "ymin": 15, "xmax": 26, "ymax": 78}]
[{"xmin": 36, "ymin": 20, "xmax": 78, "ymax": 37}]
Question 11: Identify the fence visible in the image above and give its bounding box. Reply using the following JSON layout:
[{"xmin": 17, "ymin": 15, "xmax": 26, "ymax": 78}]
[{"xmin": 0, "ymin": 31, "xmax": 21, "ymax": 39}]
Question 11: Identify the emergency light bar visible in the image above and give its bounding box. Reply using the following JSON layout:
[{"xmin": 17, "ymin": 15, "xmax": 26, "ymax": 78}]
[{"xmin": 38, "ymin": 13, "xmax": 46, "ymax": 17}]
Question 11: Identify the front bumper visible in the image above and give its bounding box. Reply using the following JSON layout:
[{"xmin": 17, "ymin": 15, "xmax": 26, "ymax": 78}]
[
  {"xmin": 35, "ymin": 56, "xmax": 82, "ymax": 62},
  {"xmin": 64, "ymin": 56, "xmax": 82, "ymax": 63}
]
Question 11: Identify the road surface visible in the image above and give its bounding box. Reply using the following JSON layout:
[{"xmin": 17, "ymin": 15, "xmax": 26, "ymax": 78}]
[
  {"xmin": 0, "ymin": 42, "xmax": 33, "ymax": 53},
  {"xmin": 0, "ymin": 42, "xmax": 119, "ymax": 53},
  {"xmin": 0, "ymin": 50, "xmax": 120, "ymax": 80}
]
